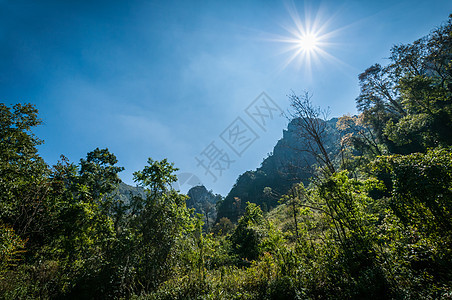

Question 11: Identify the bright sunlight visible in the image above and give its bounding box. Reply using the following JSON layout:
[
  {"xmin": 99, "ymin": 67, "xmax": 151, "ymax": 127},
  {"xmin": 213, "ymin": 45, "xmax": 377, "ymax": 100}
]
[
  {"xmin": 269, "ymin": 2, "xmax": 347, "ymax": 75},
  {"xmin": 297, "ymin": 32, "xmax": 319, "ymax": 52}
]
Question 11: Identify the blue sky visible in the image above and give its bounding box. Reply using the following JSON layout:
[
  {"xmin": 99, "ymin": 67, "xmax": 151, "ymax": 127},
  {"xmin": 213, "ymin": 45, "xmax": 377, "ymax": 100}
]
[{"xmin": 1, "ymin": 0, "xmax": 451, "ymax": 195}]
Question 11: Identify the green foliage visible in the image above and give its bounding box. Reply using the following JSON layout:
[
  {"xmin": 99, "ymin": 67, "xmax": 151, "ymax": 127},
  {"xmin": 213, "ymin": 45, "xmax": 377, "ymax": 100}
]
[
  {"xmin": 212, "ymin": 217, "xmax": 235, "ymax": 236},
  {"xmin": 108, "ymin": 158, "xmax": 194, "ymax": 293},
  {"xmin": 217, "ymin": 169, "xmax": 300, "ymax": 223},
  {"xmin": 279, "ymin": 183, "xmax": 307, "ymax": 242},
  {"xmin": 133, "ymin": 158, "xmax": 178, "ymax": 194},
  {"xmin": 0, "ymin": 224, "xmax": 25, "ymax": 275},
  {"xmin": 372, "ymin": 147, "xmax": 452, "ymax": 238},
  {"xmin": 2, "ymin": 15, "xmax": 452, "ymax": 300},
  {"xmin": 79, "ymin": 148, "xmax": 125, "ymax": 200},
  {"xmin": 317, "ymin": 172, "xmax": 381, "ymax": 246},
  {"xmin": 230, "ymin": 202, "xmax": 265, "ymax": 261},
  {"xmin": 0, "ymin": 103, "xmax": 49, "ymax": 243},
  {"xmin": 356, "ymin": 16, "xmax": 452, "ymax": 155}
]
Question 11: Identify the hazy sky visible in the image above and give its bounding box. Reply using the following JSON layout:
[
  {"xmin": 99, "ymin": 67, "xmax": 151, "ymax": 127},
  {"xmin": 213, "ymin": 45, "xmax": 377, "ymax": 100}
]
[{"xmin": 1, "ymin": 0, "xmax": 451, "ymax": 195}]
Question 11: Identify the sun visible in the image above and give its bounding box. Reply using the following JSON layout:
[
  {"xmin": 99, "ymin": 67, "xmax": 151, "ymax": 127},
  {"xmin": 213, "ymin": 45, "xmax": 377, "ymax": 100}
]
[
  {"xmin": 297, "ymin": 32, "xmax": 319, "ymax": 52},
  {"xmin": 267, "ymin": 2, "xmax": 345, "ymax": 74}
]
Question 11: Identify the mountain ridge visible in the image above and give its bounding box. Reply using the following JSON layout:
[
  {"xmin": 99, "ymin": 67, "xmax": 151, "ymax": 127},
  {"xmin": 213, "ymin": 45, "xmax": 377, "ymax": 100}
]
[{"xmin": 216, "ymin": 117, "xmax": 340, "ymax": 222}]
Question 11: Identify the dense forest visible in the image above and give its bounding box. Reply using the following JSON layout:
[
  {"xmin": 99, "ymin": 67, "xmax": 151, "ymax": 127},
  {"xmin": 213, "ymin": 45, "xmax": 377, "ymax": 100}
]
[{"xmin": 1, "ymin": 15, "xmax": 452, "ymax": 300}]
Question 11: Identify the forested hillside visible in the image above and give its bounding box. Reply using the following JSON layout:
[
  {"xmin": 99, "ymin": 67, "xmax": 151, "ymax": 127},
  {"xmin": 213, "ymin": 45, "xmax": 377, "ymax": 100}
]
[
  {"xmin": 216, "ymin": 117, "xmax": 338, "ymax": 222},
  {"xmin": 1, "ymin": 15, "xmax": 452, "ymax": 300}
]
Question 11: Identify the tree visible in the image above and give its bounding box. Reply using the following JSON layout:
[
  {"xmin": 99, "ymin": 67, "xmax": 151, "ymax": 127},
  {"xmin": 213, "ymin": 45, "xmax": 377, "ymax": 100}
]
[
  {"xmin": 230, "ymin": 202, "xmax": 264, "ymax": 261},
  {"xmin": 336, "ymin": 114, "xmax": 383, "ymax": 158},
  {"xmin": 133, "ymin": 158, "xmax": 178, "ymax": 195},
  {"xmin": 357, "ymin": 64, "xmax": 406, "ymax": 117},
  {"xmin": 127, "ymin": 158, "xmax": 193, "ymax": 292},
  {"xmin": 79, "ymin": 148, "xmax": 124, "ymax": 201},
  {"xmin": 372, "ymin": 147, "xmax": 452, "ymax": 238},
  {"xmin": 0, "ymin": 103, "xmax": 49, "ymax": 248},
  {"xmin": 287, "ymin": 92, "xmax": 338, "ymax": 177},
  {"xmin": 212, "ymin": 217, "xmax": 235, "ymax": 236},
  {"xmin": 356, "ymin": 15, "xmax": 452, "ymax": 154},
  {"xmin": 279, "ymin": 183, "xmax": 306, "ymax": 242},
  {"xmin": 0, "ymin": 224, "xmax": 25, "ymax": 276}
]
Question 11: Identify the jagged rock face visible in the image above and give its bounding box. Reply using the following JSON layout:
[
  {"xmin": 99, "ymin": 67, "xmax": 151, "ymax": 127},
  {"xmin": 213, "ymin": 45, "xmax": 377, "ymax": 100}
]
[
  {"xmin": 186, "ymin": 185, "xmax": 222, "ymax": 222},
  {"xmin": 111, "ymin": 183, "xmax": 222, "ymax": 220},
  {"xmin": 187, "ymin": 185, "xmax": 217, "ymax": 206},
  {"xmin": 216, "ymin": 117, "xmax": 339, "ymax": 223}
]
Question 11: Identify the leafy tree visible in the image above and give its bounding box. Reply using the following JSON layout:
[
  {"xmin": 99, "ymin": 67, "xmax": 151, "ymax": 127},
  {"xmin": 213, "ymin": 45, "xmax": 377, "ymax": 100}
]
[
  {"xmin": 0, "ymin": 224, "xmax": 25, "ymax": 276},
  {"xmin": 43, "ymin": 150, "xmax": 124, "ymax": 298},
  {"xmin": 356, "ymin": 15, "xmax": 452, "ymax": 154},
  {"xmin": 133, "ymin": 158, "xmax": 178, "ymax": 194},
  {"xmin": 336, "ymin": 114, "xmax": 384, "ymax": 160},
  {"xmin": 316, "ymin": 172, "xmax": 381, "ymax": 253},
  {"xmin": 212, "ymin": 217, "xmax": 235, "ymax": 236},
  {"xmin": 279, "ymin": 183, "xmax": 306, "ymax": 242},
  {"xmin": 230, "ymin": 202, "xmax": 265, "ymax": 261},
  {"xmin": 372, "ymin": 147, "xmax": 452, "ymax": 239},
  {"xmin": 0, "ymin": 103, "xmax": 49, "ymax": 242},
  {"xmin": 127, "ymin": 158, "xmax": 193, "ymax": 292},
  {"xmin": 79, "ymin": 147, "xmax": 124, "ymax": 201}
]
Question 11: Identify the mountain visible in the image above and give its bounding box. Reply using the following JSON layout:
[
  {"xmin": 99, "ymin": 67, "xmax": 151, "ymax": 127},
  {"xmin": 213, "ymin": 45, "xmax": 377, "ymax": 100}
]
[
  {"xmin": 186, "ymin": 185, "xmax": 222, "ymax": 229},
  {"xmin": 111, "ymin": 182, "xmax": 146, "ymax": 203},
  {"xmin": 216, "ymin": 117, "xmax": 339, "ymax": 222},
  {"xmin": 111, "ymin": 183, "xmax": 222, "ymax": 221}
]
